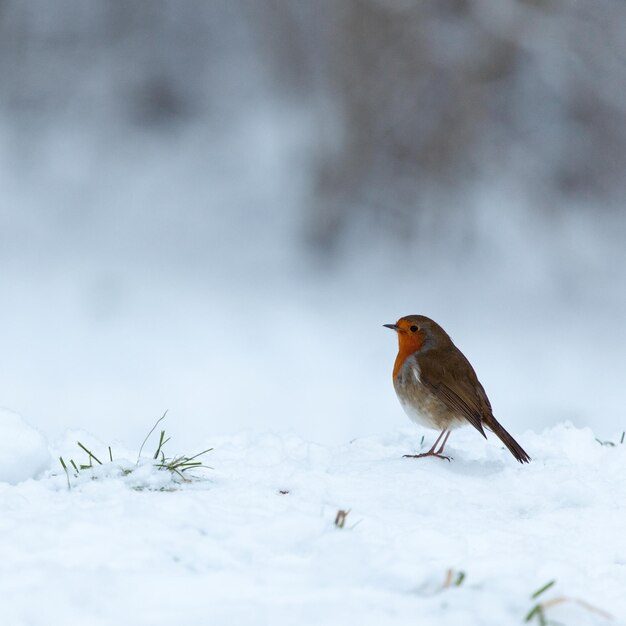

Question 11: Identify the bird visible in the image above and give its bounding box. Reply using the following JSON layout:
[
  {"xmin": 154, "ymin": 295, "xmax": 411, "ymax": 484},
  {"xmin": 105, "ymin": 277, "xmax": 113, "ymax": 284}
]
[{"xmin": 384, "ymin": 315, "xmax": 530, "ymax": 463}]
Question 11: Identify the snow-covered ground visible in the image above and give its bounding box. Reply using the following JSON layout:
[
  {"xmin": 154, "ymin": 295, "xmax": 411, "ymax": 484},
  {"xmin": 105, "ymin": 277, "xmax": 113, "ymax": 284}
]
[{"xmin": 1, "ymin": 414, "xmax": 624, "ymax": 626}]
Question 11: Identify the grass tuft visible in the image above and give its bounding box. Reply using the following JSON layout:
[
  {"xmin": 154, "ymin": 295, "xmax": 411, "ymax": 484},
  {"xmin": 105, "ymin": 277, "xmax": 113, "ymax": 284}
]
[
  {"xmin": 595, "ymin": 430, "xmax": 625, "ymax": 447},
  {"xmin": 595, "ymin": 438, "xmax": 615, "ymax": 447},
  {"xmin": 525, "ymin": 580, "xmax": 612, "ymax": 624},
  {"xmin": 442, "ymin": 569, "xmax": 466, "ymax": 589},
  {"xmin": 525, "ymin": 579, "xmax": 556, "ymax": 625},
  {"xmin": 154, "ymin": 446, "xmax": 214, "ymax": 480},
  {"xmin": 57, "ymin": 412, "xmax": 213, "ymax": 489}
]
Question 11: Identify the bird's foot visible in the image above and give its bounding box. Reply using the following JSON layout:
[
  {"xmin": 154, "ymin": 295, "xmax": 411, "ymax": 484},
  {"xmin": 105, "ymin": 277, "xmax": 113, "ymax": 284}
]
[{"xmin": 403, "ymin": 452, "xmax": 451, "ymax": 462}]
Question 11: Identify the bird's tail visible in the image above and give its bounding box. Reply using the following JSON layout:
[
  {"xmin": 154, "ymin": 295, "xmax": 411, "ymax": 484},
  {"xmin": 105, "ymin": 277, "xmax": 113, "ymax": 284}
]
[{"xmin": 484, "ymin": 416, "xmax": 530, "ymax": 464}]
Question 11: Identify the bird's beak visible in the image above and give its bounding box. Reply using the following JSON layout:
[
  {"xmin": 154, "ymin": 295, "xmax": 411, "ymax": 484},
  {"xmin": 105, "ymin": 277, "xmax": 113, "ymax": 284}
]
[{"xmin": 383, "ymin": 323, "xmax": 399, "ymax": 331}]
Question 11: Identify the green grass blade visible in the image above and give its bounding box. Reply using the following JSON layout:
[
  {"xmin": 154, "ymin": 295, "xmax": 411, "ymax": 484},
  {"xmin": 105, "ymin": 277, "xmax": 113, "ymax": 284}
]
[
  {"xmin": 531, "ymin": 580, "xmax": 556, "ymax": 599},
  {"xmin": 77, "ymin": 442, "xmax": 103, "ymax": 465},
  {"xmin": 525, "ymin": 605, "xmax": 541, "ymax": 622},
  {"xmin": 59, "ymin": 456, "xmax": 71, "ymax": 490},
  {"xmin": 153, "ymin": 432, "xmax": 171, "ymax": 460},
  {"xmin": 184, "ymin": 447, "xmax": 214, "ymax": 462}
]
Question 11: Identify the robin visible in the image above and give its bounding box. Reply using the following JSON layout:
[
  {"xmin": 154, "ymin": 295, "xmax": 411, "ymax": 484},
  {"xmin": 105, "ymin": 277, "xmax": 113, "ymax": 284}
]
[{"xmin": 384, "ymin": 315, "xmax": 530, "ymax": 463}]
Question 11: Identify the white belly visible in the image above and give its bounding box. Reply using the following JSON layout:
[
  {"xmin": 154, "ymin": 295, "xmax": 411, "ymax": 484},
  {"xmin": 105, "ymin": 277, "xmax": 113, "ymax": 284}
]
[{"xmin": 394, "ymin": 356, "xmax": 465, "ymax": 431}]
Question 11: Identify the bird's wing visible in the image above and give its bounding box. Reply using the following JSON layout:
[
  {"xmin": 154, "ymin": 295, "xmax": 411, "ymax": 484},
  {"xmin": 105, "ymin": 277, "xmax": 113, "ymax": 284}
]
[{"xmin": 417, "ymin": 348, "xmax": 490, "ymax": 438}]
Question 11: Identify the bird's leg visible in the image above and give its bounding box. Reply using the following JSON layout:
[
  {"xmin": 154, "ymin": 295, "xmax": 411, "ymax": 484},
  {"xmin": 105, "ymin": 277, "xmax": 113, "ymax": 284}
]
[
  {"xmin": 435, "ymin": 430, "xmax": 451, "ymax": 455},
  {"xmin": 403, "ymin": 430, "xmax": 452, "ymax": 461},
  {"xmin": 427, "ymin": 429, "xmax": 447, "ymax": 452}
]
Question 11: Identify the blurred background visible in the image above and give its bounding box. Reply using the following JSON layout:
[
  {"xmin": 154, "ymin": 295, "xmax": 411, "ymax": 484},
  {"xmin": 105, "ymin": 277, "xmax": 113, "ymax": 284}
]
[{"xmin": 1, "ymin": 1, "xmax": 625, "ymax": 449}]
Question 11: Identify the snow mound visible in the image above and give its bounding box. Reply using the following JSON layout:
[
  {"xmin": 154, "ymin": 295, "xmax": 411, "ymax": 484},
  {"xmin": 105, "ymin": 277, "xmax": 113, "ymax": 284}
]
[{"xmin": 0, "ymin": 408, "xmax": 50, "ymax": 483}]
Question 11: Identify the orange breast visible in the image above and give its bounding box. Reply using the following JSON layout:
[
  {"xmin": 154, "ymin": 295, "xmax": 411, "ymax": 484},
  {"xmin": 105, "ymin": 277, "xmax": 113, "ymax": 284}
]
[{"xmin": 392, "ymin": 331, "xmax": 425, "ymax": 379}]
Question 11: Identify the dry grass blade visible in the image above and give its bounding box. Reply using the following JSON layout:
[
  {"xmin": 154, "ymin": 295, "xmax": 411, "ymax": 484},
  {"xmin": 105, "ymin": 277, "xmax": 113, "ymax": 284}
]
[
  {"xmin": 525, "ymin": 580, "xmax": 612, "ymax": 624},
  {"xmin": 137, "ymin": 410, "xmax": 168, "ymax": 464},
  {"xmin": 542, "ymin": 597, "xmax": 613, "ymax": 621},
  {"xmin": 334, "ymin": 509, "xmax": 350, "ymax": 528},
  {"xmin": 442, "ymin": 569, "xmax": 465, "ymax": 589}
]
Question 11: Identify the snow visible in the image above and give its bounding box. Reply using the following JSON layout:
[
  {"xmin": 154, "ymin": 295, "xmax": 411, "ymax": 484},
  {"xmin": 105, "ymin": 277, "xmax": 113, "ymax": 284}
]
[
  {"xmin": 0, "ymin": 409, "xmax": 50, "ymax": 484},
  {"xmin": 1, "ymin": 422, "xmax": 624, "ymax": 625}
]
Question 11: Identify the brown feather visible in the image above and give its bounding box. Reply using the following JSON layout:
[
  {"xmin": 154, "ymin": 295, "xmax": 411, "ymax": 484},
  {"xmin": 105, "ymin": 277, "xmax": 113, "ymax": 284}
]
[
  {"xmin": 483, "ymin": 415, "xmax": 531, "ymax": 463},
  {"xmin": 416, "ymin": 347, "xmax": 488, "ymax": 438}
]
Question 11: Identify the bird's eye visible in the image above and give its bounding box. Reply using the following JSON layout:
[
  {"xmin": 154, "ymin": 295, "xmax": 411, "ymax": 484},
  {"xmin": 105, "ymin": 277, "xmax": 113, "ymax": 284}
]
[{"xmin": 410, "ymin": 325, "xmax": 418, "ymax": 332}]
